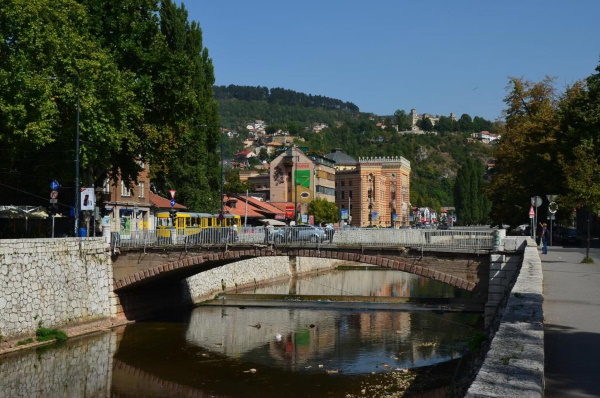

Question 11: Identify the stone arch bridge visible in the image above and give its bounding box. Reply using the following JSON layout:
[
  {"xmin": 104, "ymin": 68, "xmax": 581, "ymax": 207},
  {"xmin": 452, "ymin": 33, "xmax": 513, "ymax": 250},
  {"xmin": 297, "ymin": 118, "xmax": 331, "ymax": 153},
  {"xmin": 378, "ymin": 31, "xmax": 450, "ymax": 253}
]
[{"xmin": 112, "ymin": 244, "xmax": 491, "ymax": 320}]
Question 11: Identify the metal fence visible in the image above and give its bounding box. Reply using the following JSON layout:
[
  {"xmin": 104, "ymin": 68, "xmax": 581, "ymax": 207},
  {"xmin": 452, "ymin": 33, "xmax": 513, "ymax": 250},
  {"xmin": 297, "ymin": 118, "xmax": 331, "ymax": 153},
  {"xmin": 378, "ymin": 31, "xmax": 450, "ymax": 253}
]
[{"xmin": 111, "ymin": 226, "xmax": 495, "ymax": 252}]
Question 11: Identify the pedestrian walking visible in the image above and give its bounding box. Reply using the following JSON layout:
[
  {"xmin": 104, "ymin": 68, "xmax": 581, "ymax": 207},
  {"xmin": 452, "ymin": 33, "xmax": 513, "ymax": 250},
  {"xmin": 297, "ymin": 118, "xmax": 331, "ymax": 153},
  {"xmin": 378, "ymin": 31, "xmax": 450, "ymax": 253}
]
[
  {"xmin": 325, "ymin": 223, "xmax": 334, "ymax": 243},
  {"xmin": 264, "ymin": 221, "xmax": 273, "ymax": 243},
  {"xmin": 541, "ymin": 223, "xmax": 548, "ymax": 254}
]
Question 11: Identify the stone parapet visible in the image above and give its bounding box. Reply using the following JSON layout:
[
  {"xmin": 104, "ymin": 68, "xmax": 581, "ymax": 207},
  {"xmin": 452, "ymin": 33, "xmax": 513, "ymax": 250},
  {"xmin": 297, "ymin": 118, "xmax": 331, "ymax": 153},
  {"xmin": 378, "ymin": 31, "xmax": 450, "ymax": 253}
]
[{"xmin": 467, "ymin": 240, "xmax": 544, "ymax": 397}]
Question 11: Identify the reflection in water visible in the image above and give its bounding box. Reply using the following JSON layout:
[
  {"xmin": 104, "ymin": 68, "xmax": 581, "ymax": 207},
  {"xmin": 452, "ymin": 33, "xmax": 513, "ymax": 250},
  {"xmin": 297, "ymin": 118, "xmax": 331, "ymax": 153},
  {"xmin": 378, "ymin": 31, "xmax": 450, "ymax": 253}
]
[
  {"xmin": 186, "ymin": 306, "xmax": 477, "ymax": 374},
  {"xmin": 1, "ymin": 270, "xmax": 482, "ymax": 398},
  {"xmin": 0, "ymin": 332, "xmax": 117, "ymax": 398},
  {"xmin": 242, "ymin": 268, "xmax": 470, "ymax": 298}
]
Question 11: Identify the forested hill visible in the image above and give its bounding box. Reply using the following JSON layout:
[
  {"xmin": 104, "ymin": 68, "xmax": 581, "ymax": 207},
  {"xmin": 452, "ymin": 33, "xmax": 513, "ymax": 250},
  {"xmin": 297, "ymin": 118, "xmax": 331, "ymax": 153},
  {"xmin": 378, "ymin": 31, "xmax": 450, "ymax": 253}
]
[
  {"xmin": 216, "ymin": 84, "xmax": 495, "ymax": 209},
  {"xmin": 214, "ymin": 85, "xmax": 359, "ymax": 112},
  {"xmin": 214, "ymin": 85, "xmax": 366, "ymax": 129}
]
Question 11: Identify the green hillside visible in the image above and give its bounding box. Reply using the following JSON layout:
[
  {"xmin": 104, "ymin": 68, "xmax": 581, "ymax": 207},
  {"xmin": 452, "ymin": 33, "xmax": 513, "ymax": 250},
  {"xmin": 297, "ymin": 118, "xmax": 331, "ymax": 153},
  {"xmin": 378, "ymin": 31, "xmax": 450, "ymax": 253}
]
[{"xmin": 215, "ymin": 85, "xmax": 495, "ymax": 209}]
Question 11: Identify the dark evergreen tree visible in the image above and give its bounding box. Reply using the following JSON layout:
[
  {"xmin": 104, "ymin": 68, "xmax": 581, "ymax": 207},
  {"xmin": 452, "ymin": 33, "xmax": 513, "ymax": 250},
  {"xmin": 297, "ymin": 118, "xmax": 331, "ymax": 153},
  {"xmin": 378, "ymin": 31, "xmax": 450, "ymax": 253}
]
[
  {"xmin": 458, "ymin": 114, "xmax": 473, "ymax": 132},
  {"xmin": 454, "ymin": 158, "xmax": 489, "ymax": 225}
]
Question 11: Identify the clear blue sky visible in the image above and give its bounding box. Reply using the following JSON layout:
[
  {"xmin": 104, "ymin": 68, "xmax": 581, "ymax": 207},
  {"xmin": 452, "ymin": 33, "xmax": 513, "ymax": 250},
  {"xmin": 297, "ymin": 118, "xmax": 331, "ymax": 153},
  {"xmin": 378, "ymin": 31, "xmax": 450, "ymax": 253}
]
[{"xmin": 181, "ymin": 0, "xmax": 599, "ymax": 121}]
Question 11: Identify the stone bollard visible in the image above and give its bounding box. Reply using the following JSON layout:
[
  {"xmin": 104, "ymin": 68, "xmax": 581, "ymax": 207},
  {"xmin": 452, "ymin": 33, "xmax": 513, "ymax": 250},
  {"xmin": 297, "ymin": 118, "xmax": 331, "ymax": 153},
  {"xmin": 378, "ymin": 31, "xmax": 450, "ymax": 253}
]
[{"xmin": 102, "ymin": 224, "xmax": 112, "ymax": 246}]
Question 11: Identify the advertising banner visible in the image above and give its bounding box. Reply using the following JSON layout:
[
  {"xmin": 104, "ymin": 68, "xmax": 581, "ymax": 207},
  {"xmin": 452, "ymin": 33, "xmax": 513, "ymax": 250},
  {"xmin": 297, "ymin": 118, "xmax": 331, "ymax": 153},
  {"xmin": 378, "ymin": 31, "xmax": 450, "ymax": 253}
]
[{"xmin": 80, "ymin": 187, "xmax": 95, "ymax": 211}]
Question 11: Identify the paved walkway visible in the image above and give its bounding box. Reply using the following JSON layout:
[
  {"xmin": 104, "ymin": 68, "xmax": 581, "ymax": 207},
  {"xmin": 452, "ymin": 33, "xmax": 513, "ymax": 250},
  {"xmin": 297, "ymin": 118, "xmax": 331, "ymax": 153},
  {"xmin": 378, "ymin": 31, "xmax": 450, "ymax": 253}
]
[{"xmin": 542, "ymin": 243, "xmax": 600, "ymax": 397}]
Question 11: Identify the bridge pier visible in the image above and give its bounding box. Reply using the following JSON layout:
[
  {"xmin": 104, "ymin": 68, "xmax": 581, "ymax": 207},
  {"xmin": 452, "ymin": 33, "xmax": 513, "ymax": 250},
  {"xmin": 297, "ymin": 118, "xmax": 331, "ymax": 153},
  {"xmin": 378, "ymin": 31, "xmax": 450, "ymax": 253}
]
[{"xmin": 485, "ymin": 253, "xmax": 522, "ymax": 328}]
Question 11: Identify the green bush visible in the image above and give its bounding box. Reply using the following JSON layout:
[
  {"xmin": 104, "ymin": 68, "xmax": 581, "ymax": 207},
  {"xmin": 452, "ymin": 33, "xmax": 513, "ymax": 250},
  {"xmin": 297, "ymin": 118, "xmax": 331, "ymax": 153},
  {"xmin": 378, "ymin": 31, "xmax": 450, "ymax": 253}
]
[{"xmin": 36, "ymin": 328, "xmax": 68, "ymax": 343}]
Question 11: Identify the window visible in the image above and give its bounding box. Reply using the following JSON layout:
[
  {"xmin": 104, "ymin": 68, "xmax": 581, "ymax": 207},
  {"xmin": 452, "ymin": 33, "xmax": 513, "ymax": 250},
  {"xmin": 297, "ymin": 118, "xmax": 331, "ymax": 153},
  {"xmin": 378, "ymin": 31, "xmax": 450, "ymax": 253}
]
[
  {"xmin": 316, "ymin": 186, "xmax": 334, "ymax": 196},
  {"xmin": 121, "ymin": 181, "xmax": 132, "ymax": 197},
  {"xmin": 103, "ymin": 178, "xmax": 111, "ymax": 194},
  {"xmin": 138, "ymin": 181, "xmax": 145, "ymax": 198},
  {"xmin": 341, "ymin": 181, "xmax": 345, "ymax": 187},
  {"xmin": 341, "ymin": 191, "xmax": 345, "ymax": 199}
]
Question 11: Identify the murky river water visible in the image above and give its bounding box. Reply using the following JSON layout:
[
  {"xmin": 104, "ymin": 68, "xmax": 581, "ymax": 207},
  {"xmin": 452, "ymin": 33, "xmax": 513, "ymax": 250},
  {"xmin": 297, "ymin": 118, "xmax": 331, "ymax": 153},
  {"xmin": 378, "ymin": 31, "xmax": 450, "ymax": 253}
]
[{"xmin": 0, "ymin": 269, "xmax": 482, "ymax": 398}]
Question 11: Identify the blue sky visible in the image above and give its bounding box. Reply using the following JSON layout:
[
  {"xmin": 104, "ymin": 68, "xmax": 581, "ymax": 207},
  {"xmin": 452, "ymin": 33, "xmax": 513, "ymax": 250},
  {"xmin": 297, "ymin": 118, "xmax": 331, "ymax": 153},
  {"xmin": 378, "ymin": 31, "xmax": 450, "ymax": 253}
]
[{"xmin": 181, "ymin": 0, "xmax": 600, "ymax": 121}]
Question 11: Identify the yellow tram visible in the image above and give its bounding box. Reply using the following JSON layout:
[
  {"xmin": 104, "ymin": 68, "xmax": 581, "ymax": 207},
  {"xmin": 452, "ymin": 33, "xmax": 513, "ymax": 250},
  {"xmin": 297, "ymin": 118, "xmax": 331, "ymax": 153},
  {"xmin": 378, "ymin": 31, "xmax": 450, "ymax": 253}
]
[{"xmin": 156, "ymin": 212, "xmax": 241, "ymax": 237}]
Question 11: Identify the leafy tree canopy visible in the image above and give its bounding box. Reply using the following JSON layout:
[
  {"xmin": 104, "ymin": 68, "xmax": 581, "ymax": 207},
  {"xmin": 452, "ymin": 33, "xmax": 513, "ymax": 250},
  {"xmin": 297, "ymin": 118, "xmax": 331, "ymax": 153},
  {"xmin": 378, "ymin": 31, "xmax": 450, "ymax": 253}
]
[{"xmin": 308, "ymin": 198, "xmax": 339, "ymax": 224}]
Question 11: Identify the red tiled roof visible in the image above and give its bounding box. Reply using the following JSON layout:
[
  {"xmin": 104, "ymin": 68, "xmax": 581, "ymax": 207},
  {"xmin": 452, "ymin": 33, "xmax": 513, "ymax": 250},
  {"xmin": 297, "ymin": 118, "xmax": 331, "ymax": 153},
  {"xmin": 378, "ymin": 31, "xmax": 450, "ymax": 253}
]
[
  {"xmin": 223, "ymin": 194, "xmax": 286, "ymax": 219},
  {"xmin": 149, "ymin": 192, "xmax": 187, "ymax": 209}
]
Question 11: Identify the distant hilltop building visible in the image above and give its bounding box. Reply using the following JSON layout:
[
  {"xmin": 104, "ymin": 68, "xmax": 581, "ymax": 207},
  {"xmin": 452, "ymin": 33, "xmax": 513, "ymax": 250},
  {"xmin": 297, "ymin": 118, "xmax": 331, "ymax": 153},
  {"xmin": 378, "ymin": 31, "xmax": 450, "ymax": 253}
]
[{"xmin": 410, "ymin": 109, "xmax": 456, "ymax": 131}]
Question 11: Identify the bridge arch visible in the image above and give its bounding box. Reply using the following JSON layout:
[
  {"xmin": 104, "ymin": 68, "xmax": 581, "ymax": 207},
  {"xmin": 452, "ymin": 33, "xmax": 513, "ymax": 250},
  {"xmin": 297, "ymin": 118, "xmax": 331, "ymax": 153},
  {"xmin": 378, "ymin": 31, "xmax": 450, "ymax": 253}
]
[{"xmin": 113, "ymin": 247, "xmax": 477, "ymax": 293}]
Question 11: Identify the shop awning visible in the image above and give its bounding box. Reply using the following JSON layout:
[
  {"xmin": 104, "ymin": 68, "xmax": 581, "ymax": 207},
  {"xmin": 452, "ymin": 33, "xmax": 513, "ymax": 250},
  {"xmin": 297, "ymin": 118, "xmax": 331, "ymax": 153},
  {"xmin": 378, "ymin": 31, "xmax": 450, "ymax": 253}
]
[{"xmin": 259, "ymin": 218, "xmax": 287, "ymax": 226}]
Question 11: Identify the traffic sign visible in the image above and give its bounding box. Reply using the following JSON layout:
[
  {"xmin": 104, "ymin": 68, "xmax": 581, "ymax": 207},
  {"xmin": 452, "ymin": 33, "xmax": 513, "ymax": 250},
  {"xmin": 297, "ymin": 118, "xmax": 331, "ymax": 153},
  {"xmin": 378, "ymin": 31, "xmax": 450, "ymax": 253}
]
[
  {"xmin": 169, "ymin": 190, "xmax": 176, "ymax": 199},
  {"xmin": 529, "ymin": 206, "xmax": 535, "ymax": 218},
  {"xmin": 49, "ymin": 199, "xmax": 57, "ymax": 204},
  {"xmin": 170, "ymin": 199, "xmax": 176, "ymax": 207},
  {"xmin": 531, "ymin": 196, "xmax": 542, "ymax": 207},
  {"xmin": 50, "ymin": 190, "xmax": 58, "ymax": 199},
  {"xmin": 548, "ymin": 201, "xmax": 558, "ymax": 214},
  {"xmin": 50, "ymin": 180, "xmax": 60, "ymax": 191}
]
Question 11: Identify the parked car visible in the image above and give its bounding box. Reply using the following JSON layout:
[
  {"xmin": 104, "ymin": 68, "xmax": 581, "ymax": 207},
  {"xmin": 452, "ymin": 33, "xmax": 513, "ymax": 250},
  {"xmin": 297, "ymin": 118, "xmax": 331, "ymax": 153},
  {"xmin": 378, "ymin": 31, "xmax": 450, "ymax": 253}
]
[
  {"xmin": 270, "ymin": 225, "xmax": 326, "ymax": 243},
  {"xmin": 558, "ymin": 228, "xmax": 582, "ymax": 246},
  {"xmin": 184, "ymin": 227, "xmax": 239, "ymax": 245}
]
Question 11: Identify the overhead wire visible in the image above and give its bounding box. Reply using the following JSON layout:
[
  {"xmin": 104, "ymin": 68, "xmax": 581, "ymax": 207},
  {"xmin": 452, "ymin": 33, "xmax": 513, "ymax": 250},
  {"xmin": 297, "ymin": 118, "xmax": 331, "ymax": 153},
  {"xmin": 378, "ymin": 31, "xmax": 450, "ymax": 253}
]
[{"xmin": 0, "ymin": 181, "xmax": 71, "ymax": 209}]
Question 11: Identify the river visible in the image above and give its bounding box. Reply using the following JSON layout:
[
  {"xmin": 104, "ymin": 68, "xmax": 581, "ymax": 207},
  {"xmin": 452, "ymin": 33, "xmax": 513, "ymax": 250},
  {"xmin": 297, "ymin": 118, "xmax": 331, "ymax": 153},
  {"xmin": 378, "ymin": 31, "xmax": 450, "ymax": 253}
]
[{"xmin": 0, "ymin": 268, "xmax": 483, "ymax": 397}]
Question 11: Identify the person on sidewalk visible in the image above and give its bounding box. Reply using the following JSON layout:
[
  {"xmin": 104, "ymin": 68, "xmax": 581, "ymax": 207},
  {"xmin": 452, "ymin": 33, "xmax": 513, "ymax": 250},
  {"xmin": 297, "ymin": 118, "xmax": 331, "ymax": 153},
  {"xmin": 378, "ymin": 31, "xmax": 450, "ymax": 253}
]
[
  {"xmin": 541, "ymin": 223, "xmax": 548, "ymax": 254},
  {"xmin": 264, "ymin": 221, "xmax": 273, "ymax": 243}
]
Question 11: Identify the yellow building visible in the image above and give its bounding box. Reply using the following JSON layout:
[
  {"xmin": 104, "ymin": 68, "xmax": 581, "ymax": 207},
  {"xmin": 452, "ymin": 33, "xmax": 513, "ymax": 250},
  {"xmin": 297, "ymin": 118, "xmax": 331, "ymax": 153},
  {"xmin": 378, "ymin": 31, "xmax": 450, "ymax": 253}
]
[
  {"xmin": 269, "ymin": 146, "xmax": 335, "ymax": 222},
  {"xmin": 326, "ymin": 149, "xmax": 411, "ymax": 228}
]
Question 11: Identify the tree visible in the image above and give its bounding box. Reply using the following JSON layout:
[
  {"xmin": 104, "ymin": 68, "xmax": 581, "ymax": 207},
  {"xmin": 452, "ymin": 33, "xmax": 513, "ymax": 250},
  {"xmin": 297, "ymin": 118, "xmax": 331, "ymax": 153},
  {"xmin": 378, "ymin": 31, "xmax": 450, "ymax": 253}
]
[
  {"xmin": 0, "ymin": 0, "xmax": 142, "ymax": 204},
  {"xmin": 223, "ymin": 168, "xmax": 249, "ymax": 194},
  {"xmin": 458, "ymin": 114, "xmax": 473, "ymax": 132},
  {"xmin": 394, "ymin": 110, "xmax": 412, "ymax": 131},
  {"xmin": 558, "ymin": 63, "xmax": 600, "ymax": 261},
  {"xmin": 454, "ymin": 158, "xmax": 489, "ymax": 225},
  {"xmin": 487, "ymin": 76, "xmax": 563, "ymax": 226},
  {"xmin": 417, "ymin": 116, "xmax": 434, "ymax": 132},
  {"xmin": 307, "ymin": 198, "xmax": 339, "ymax": 224}
]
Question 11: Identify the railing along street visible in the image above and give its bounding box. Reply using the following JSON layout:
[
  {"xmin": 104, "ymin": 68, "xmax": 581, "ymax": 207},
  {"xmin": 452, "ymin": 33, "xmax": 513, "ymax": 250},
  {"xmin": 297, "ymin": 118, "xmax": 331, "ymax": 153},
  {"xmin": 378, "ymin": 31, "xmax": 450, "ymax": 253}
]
[{"xmin": 110, "ymin": 226, "xmax": 495, "ymax": 252}]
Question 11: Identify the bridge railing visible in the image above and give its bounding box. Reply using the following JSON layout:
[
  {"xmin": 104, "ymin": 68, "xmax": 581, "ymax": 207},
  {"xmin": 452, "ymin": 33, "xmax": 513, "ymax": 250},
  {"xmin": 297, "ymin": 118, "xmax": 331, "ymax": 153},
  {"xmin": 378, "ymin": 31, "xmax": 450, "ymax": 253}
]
[{"xmin": 111, "ymin": 227, "xmax": 495, "ymax": 251}]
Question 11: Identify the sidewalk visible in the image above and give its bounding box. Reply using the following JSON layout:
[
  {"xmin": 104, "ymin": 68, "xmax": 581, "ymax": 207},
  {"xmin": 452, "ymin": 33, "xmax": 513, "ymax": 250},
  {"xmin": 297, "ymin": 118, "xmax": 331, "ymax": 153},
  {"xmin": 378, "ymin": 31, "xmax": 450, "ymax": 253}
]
[{"xmin": 542, "ymin": 244, "xmax": 600, "ymax": 397}]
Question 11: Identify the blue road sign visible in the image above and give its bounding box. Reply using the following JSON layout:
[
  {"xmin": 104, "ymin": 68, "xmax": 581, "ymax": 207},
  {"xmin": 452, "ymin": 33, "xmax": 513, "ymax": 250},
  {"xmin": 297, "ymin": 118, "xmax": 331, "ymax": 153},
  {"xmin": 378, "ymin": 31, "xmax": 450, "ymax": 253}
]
[
  {"xmin": 170, "ymin": 199, "xmax": 176, "ymax": 207},
  {"xmin": 340, "ymin": 209, "xmax": 349, "ymax": 220},
  {"xmin": 50, "ymin": 180, "xmax": 60, "ymax": 191}
]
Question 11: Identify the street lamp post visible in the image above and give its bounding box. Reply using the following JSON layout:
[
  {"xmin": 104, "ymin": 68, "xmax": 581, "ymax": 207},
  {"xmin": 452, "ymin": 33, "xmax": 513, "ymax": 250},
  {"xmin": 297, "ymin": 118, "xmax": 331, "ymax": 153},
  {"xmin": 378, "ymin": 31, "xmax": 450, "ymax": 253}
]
[
  {"xmin": 220, "ymin": 127, "xmax": 224, "ymax": 224},
  {"xmin": 74, "ymin": 77, "xmax": 80, "ymax": 237}
]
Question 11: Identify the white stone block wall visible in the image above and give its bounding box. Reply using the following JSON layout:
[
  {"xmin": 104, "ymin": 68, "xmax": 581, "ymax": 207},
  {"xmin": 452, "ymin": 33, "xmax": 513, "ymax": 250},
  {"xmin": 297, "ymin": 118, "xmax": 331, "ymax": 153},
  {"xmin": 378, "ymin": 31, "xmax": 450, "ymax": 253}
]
[
  {"xmin": 485, "ymin": 253, "xmax": 522, "ymax": 328},
  {"xmin": 185, "ymin": 256, "xmax": 342, "ymax": 303},
  {"xmin": 0, "ymin": 238, "xmax": 114, "ymax": 339}
]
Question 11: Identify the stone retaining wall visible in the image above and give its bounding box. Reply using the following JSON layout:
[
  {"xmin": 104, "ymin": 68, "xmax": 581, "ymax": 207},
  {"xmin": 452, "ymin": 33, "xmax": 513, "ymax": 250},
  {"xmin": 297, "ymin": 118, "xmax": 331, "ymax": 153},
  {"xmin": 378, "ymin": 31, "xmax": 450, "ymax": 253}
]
[
  {"xmin": 185, "ymin": 256, "xmax": 342, "ymax": 303},
  {"xmin": 0, "ymin": 238, "xmax": 114, "ymax": 339},
  {"xmin": 485, "ymin": 253, "xmax": 522, "ymax": 328},
  {"xmin": 466, "ymin": 239, "xmax": 544, "ymax": 397}
]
